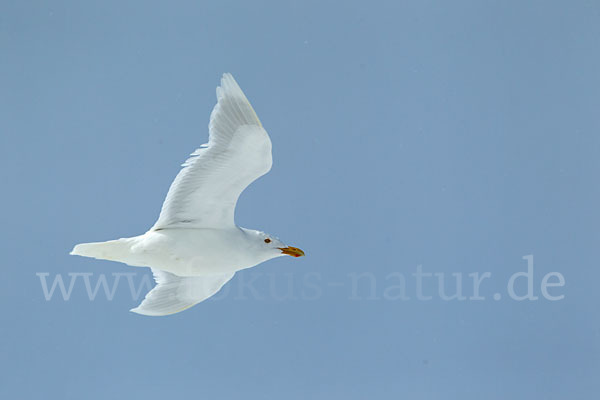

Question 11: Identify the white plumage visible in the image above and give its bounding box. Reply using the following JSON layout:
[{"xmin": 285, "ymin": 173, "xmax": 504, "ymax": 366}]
[
  {"xmin": 154, "ymin": 74, "xmax": 271, "ymax": 230},
  {"xmin": 71, "ymin": 73, "xmax": 304, "ymax": 316}
]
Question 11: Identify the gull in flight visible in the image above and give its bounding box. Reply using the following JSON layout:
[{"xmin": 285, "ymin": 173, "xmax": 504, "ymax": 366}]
[{"xmin": 71, "ymin": 73, "xmax": 305, "ymax": 316}]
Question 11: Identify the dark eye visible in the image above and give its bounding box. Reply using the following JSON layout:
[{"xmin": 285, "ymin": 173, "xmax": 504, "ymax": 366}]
[{"xmin": 264, "ymin": 238, "xmax": 271, "ymax": 243}]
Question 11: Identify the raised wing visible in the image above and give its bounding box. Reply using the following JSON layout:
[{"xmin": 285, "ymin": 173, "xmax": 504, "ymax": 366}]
[{"xmin": 152, "ymin": 73, "xmax": 272, "ymax": 230}]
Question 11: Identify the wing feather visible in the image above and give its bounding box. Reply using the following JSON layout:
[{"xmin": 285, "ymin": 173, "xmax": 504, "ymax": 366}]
[
  {"xmin": 130, "ymin": 269, "xmax": 235, "ymax": 316},
  {"xmin": 152, "ymin": 74, "xmax": 272, "ymax": 230}
]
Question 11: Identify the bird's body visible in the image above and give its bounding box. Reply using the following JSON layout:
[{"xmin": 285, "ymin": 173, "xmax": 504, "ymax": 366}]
[
  {"xmin": 71, "ymin": 74, "xmax": 304, "ymax": 316},
  {"xmin": 75, "ymin": 228, "xmax": 282, "ymax": 276}
]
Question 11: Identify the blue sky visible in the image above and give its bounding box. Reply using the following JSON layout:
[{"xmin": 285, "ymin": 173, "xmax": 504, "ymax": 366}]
[{"xmin": 1, "ymin": 1, "xmax": 599, "ymax": 399}]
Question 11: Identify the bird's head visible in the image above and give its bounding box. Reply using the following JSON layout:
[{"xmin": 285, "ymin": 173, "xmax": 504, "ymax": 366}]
[{"xmin": 248, "ymin": 230, "xmax": 305, "ymax": 260}]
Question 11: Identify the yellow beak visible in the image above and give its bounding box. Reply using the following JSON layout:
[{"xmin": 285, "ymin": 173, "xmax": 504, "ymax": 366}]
[{"xmin": 279, "ymin": 246, "xmax": 305, "ymax": 257}]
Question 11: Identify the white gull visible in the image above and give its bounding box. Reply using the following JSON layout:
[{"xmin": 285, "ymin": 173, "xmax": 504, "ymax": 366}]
[{"xmin": 71, "ymin": 73, "xmax": 304, "ymax": 316}]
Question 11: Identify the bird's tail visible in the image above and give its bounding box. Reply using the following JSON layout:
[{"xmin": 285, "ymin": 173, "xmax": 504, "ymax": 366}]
[{"xmin": 70, "ymin": 238, "xmax": 132, "ymax": 263}]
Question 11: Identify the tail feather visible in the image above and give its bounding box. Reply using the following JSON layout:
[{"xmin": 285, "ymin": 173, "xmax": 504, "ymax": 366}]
[{"xmin": 70, "ymin": 239, "xmax": 131, "ymax": 262}]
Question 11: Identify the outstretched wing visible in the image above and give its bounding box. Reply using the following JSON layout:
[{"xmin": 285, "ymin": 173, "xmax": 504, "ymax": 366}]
[
  {"xmin": 152, "ymin": 73, "xmax": 272, "ymax": 230},
  {"xmin": 130, "ymin": 269, "xmax": 235, "ymax": 316}
]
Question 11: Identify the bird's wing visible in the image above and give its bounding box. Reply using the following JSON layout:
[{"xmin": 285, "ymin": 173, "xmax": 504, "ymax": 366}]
[
  {"xmin": 130, "ymin": 269, "xmax": 235, "ymax": 316},
  {"xmin": 152, "ymin": 73, "xmax": 272, "ymax": 230}
]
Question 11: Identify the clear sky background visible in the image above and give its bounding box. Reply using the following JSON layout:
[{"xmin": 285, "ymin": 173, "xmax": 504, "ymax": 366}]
[{"xmin": 1, "ymin": 1, "xmax": 599, "ymax": 399}]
